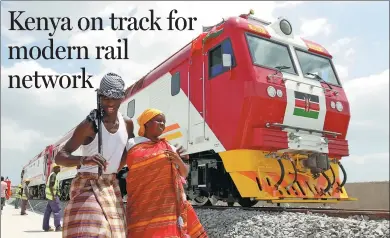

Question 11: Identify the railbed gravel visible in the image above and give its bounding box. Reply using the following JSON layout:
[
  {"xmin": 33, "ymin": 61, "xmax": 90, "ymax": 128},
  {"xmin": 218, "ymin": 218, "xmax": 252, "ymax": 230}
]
[
  {"xmin": 8, "ymin": 199, "xmax": 389, "ymax": 237},
  {"xmin": 194, "ymin": 208, "xmax": 390, "ymax": 238}
]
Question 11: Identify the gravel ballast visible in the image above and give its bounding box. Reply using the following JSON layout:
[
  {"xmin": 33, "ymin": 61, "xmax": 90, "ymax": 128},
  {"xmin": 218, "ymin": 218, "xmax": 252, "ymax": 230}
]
[
  {"xmin": 7, "ymin": 199, "xmax": 389, "ymax": 237},
  {"xmin": 195, "ymin": 208, "xmax": 389, "ymax": 238}
]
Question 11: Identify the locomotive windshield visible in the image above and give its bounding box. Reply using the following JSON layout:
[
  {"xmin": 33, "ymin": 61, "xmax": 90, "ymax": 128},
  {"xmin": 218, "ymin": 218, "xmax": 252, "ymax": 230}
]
[
  {"xmin": 295, "ymin": 49, "xmax": 341, "ymax": 86},
  {"xmin": 246, "ymin": 33, "xmax": 297, "ymax": 75}
]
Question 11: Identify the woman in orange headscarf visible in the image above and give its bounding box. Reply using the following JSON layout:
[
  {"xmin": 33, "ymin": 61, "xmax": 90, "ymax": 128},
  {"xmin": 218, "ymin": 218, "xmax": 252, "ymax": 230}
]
[{"xmin": 125, "ymin": 108, "xmax": 207, "ymax": 238}]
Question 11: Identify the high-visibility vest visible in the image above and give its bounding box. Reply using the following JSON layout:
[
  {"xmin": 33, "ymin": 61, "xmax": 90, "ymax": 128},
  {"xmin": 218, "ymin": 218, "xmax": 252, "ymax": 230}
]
[
  {"xmin": 15, "ymin": 185, "xmax": 22, "ymax": 199},
  {"xmin": 45, "ymin": 172, "xmax": 59, "ymax": 200},
  {"xmin": 21, "ymin": 185, "xmax": 28, "ymax": 200}
]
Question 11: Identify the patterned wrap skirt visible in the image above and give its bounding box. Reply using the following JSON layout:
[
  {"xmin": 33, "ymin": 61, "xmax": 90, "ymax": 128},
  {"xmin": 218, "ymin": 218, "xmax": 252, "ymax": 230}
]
[
  {"xmin": 62, "ymin": 172, "xmax": 126, "ymax": 238},
  {"xmin": 125, "ymin": 138, "xmax": 208, "ymax": 238}
]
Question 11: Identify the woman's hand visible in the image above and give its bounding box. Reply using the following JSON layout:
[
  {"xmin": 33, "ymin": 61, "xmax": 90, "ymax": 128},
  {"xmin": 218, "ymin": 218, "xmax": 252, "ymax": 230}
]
[
  {"xmin": 174, "ymin": 144, "xmax": 189, "ymax": 160},
  {"xmin": 164, "ymin": 150, "xmax": 183, "ymax": 164},
  {"xmin": 165, "ymin": 150, "xmax": 190, "ymax": 178}
]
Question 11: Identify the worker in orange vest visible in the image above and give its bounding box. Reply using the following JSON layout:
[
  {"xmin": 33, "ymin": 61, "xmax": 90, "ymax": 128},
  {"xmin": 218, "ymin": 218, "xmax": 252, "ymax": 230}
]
[
  {"xmin": 1, "ymin": 177, "xmax": 7, "ymax": 210},
  {"xmin": 5, "ymin": 177, "xmax": 11, "ymax": 200}
]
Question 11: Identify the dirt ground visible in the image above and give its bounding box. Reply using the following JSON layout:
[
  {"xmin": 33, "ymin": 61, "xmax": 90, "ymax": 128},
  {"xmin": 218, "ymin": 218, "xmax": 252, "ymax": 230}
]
[{"xmin": 331, "ymin": 181, "xmax": 389, "ymax": 210}]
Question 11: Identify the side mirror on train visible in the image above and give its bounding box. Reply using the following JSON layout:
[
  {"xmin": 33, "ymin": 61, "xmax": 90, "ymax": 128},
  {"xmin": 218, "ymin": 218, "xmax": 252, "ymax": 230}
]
[{"xmin": 222, "ymin": 53, "xmax": 232, "ymax": 68}]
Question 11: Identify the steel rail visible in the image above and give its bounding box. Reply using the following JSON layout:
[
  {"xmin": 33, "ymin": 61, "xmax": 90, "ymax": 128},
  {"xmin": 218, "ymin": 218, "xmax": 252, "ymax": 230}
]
[
  {"xmin": 10, "ymin": 198, "xmax": 390, "ymax": 221},
  {"xmin": 192, "ymin": 205, "xmax": 390, "ymax": 221}
]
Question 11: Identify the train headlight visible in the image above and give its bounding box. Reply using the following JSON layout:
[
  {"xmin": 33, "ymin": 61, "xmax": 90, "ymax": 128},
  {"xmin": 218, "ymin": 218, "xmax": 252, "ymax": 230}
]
[
  {"xmin": 330, "ymin": 101, "xmax": 336, "ymax": 109},
  {"xmin": 336, "ymin": 101, "xmax": 343, "ymax": 112},
  {"xmin": 267, "ymin": 86, "xmax": 276, "ymax": 97},
  {"xmin": 276, "ymin": 89, "xmax": 283, "ymax": 97},
  {"xmin": 280, "ymin": 19, "xmax": 292, "ymax": 35}
]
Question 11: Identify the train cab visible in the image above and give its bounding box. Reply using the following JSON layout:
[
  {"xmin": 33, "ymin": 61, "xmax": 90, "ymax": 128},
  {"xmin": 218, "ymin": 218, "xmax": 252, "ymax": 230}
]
[{"xmin": 185, "ymin": 11, "xmax": 352, "ymax": 205}]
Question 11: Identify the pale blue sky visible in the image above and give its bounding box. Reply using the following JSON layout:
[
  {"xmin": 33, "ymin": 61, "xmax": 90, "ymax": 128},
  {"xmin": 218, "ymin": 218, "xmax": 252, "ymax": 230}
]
[
  {"xmin": 1, "ymin": 1, "xmax": 389, "ymax": 184},
  {"xmin": 276, "ymin": 1, "xmax": 389, "ymax": 78}
]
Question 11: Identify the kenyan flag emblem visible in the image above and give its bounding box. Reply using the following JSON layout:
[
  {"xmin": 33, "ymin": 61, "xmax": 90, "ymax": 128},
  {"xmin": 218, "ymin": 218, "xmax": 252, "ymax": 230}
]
[{"xmin": 293, "ymin": 91, "xmax": 320, "ymax": 119}]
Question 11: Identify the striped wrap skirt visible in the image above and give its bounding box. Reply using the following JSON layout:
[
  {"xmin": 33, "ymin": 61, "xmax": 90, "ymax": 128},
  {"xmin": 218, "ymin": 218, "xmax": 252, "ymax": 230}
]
[{"xmin": 62, "ymin": 172, "xmax": 126, "ymax": 238}]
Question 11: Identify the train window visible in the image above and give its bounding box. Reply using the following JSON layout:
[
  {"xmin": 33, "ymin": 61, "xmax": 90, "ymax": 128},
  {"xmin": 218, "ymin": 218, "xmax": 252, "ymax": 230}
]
[
  {"xmin": 208, "ymin": 38, "xmax": 236, "ymax": 79},
  {"xmin": 295, "ymin": 49, "xmax": 341, "ymax": 86},
  {"xmin": 127, "ymin": 99, "xmax": 135, "ymax": 118},
  {"xmin": 171, "ymin": 72, "xmax": 180, "ymax": 96},
  {"xmin": 245, "ymin": 33, "xmax": 297, "ymax": 75},
  {"xmin": 210, "ymin": 45, "xmax": 222, "ymax": 66}
]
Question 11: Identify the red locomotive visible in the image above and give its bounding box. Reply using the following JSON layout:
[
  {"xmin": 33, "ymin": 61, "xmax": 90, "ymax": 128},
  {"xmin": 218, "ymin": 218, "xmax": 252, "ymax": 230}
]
[{"xmin": 120, "ymin": 10, "xmax": 353, "ymax": 206}]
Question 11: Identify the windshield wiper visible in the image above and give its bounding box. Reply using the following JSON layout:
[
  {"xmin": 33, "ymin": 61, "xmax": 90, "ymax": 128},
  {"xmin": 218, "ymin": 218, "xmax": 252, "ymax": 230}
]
[
  {"xmin": 305, "ymin": 72, "xmax": 333, "ymax": 90},
  {"xmin": 275, "ymin": 65, "xmax": 291, "ymax": 72}
]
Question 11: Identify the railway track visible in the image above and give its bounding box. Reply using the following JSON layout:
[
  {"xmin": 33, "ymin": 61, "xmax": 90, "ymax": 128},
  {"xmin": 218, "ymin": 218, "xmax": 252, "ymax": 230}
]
[
  {"xmin": 192, "ymin": 205, "xmax": 390, "ymax": 221},
  {"xmin": 12, "ymin": 198, "xmax": 390, "ymax": 221}
]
